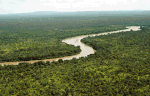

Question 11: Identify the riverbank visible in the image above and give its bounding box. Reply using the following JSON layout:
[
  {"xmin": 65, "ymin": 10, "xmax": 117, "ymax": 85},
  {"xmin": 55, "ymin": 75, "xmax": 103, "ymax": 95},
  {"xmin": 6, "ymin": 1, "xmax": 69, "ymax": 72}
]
[{"xmin": 0, "ymin": 26, "xmax": 140, "ymax": 66}]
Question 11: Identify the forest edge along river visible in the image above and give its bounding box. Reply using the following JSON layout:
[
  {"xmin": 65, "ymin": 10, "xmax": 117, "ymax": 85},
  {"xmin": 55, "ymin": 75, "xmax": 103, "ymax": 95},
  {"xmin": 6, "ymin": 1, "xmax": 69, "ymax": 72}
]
[{"xmin": 0, "ymin": 26, "xmax": 141, "ymax": 66}]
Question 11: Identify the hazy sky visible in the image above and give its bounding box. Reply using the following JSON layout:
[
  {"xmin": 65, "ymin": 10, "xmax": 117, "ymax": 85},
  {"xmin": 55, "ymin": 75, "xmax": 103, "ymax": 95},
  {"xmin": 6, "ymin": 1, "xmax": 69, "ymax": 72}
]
[{"xmin": 0, "ymin": 0, "xmax": 149, "ymax": 14}]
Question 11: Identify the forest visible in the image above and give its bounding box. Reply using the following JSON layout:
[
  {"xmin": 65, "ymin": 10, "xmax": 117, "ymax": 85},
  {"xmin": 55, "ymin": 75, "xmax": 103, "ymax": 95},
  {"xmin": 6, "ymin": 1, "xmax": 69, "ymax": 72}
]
[
  {"xmin": 0, "ymin": 11, "xmax": 150, "ymax": 95},
  {"xmin": 0, "ymin": 13, "xmax": 127, "ymax": 62}
]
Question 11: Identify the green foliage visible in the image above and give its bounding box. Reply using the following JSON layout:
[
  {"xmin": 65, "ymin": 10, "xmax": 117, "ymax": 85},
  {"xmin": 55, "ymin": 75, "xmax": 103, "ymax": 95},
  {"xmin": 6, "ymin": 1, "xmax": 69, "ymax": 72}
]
[
  {"xmin": 0, "ymin": 26, "xmax": 150, "ymax": 95},
  {"xmin": 0, "ymin": 15, "xmax": 127, "ymax": 62},
  {"xmin": 0, "ymin": 43, "xmax": 81, "ymax": 62},
  {"xmin": 0, "ymin": 12, "xmax": 150, "ymax": 95}
]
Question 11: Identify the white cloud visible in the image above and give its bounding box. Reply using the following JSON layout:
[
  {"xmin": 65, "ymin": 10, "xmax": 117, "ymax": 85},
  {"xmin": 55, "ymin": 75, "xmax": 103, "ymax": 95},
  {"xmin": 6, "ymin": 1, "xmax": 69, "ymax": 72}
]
[{"xmin": 0, "ymin": 0, "xmax": 150, "ymax": 14}]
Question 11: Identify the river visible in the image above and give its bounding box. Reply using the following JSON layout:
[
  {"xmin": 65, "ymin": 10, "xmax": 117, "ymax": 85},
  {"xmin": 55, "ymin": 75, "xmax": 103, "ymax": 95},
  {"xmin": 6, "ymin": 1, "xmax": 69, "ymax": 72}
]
[{"xmin": 0, "ymin": 26, "xmax": 141, "ymax": 66}]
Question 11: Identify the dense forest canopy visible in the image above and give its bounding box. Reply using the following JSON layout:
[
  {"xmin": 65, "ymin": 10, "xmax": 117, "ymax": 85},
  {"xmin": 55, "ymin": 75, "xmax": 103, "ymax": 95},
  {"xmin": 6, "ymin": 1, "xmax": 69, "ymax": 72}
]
[
  {"xmin": 0, "ymin": 26, "xmax": 149, "ymax": 95},
  {"xmin": 0, "ymin": 11, "xmax": 150, "ymax": 95},
  {"xmin": 3, "ymin": 11, "xmax": 147, "ymax": 62}
]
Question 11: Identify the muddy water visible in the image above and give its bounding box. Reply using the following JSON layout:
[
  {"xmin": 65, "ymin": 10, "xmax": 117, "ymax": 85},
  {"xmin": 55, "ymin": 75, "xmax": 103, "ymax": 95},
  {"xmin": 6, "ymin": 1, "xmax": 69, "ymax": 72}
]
[{"xmin": 0, "ymin": 26, "xmax": 141, "ymax": 66}]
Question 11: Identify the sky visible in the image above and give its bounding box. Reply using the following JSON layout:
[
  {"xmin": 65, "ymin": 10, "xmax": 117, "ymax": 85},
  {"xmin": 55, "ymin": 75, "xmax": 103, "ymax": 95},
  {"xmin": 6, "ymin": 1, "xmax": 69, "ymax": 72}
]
[{"xmin": 0, "ymin": 0, "xmax": 149, "ymax": 14}]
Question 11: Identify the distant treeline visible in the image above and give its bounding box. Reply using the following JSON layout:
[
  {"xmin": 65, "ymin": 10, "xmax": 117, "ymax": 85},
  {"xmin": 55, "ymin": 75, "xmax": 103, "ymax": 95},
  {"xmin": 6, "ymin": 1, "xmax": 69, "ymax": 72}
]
[{"xmin": 1, "ymin": 11, "xmax": 150, "ymax": 62}]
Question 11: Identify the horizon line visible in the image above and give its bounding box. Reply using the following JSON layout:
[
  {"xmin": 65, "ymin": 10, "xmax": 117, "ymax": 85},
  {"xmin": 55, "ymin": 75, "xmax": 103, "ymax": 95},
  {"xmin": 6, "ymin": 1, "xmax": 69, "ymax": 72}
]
[{"xmin": 0, "ymin": 10, "xmax": 150, "ymax": 15}]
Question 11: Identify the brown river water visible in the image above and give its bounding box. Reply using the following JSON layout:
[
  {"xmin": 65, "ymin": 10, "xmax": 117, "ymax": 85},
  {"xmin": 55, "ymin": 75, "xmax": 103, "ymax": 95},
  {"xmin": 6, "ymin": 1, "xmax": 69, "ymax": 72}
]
[{"xmin": 0, "ymin": 26, "xmax": 141, "ymax": 66}]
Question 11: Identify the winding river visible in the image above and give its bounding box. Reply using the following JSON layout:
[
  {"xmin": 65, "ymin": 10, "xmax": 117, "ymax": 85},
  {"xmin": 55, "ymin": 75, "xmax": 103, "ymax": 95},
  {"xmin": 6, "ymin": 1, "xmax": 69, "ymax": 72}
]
[{"xmin": 0, "ymin": 26, "xmax": 141, "ymax": 66}]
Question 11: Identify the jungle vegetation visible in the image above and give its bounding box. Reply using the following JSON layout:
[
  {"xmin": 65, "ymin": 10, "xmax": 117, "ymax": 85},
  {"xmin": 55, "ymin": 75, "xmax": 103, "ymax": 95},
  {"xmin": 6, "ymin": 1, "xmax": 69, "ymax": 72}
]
[
  {"xmin": 0, "ymin": 11, "xmax": 150, "ymax": 95},
  {"xmin": 0, "ymin": 26, "xmax": 149, "ymax": 95},
  {"xmin": 0, "ymin": 13, "xmax": 128, "ymax": 62}
]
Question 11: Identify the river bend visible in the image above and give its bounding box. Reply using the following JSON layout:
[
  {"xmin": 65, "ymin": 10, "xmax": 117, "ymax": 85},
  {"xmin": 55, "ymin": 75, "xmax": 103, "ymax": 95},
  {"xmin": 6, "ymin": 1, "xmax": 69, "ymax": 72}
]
[{"xmin": 0, "ymin": 26, "xmax": 141, "ymax": 66}]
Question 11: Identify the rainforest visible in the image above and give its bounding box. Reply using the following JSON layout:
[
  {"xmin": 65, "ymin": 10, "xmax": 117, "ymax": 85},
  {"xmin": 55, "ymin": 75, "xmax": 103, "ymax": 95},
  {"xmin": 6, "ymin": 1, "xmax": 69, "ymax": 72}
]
[{"xmin": 0, "ymin": 11, "xmax": 150, "ymax": 95}]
